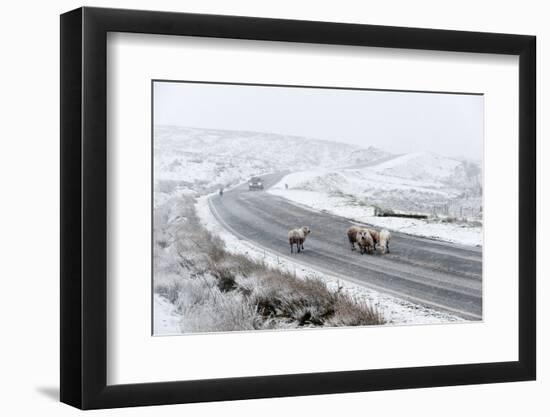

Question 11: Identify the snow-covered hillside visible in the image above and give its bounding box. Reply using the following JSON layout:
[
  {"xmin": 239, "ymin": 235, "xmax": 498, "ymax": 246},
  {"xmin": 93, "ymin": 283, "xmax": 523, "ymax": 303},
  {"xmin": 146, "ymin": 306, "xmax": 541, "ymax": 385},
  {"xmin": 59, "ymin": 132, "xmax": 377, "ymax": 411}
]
[
  {"xmin": 271, "ymin": 152, "xmax": 482, "ymax": 216},
  {"xmin": 371, "ymin": 152, "xmax": 479, "ymax": 183},
  {"xmin": 269, "ymin": 152, "xmax": 483, "ymax": 246},
  {"xmin": 154, "ymin": 125, "xmax": 391, "ymax": 199}
]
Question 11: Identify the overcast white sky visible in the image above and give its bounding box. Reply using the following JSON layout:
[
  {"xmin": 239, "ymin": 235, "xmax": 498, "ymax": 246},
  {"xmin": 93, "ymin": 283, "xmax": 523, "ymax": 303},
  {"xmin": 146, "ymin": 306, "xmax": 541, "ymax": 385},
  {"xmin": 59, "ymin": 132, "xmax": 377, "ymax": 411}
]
[{"xmin": 154, "ymin": 81, "xmax": 483, "ymax": 160}]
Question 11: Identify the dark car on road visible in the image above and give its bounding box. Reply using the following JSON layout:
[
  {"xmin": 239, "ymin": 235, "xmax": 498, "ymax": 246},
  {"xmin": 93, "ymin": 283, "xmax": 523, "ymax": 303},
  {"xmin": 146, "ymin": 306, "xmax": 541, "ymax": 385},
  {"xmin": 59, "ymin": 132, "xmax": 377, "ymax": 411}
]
[{"xmin": 248, "ymin": 177, "xmax": 264, "ymax": 191}]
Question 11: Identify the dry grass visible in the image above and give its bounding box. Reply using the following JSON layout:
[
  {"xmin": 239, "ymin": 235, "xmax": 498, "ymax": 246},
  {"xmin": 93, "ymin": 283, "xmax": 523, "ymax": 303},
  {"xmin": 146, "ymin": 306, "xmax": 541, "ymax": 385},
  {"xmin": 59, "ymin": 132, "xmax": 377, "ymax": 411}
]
[{"xmin": 153, "ymin": 194, "xmax": 384, "ymax": 333}]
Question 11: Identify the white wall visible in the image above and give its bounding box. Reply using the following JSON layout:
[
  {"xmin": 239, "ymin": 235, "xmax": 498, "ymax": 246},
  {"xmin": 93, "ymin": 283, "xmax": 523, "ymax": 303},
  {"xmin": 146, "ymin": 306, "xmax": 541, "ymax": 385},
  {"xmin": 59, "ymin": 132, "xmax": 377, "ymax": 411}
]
[{"xmin": 0, "ymin": 0, "xmax": 545, "ymax": 415}]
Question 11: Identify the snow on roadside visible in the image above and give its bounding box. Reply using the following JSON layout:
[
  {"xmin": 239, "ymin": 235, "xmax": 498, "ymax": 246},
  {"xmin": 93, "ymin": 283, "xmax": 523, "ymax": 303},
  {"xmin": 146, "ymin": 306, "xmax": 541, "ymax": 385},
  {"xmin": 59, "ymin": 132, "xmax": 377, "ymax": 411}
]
[
  {"xmin": 195, "ymin": 195, "xmax": 463, "ymax": 325},
  {"xmin": 268, "ymin": 187, "xmax": 482, "ymax": 247},
  {"xmin": 153, "ymin": 294, "xmax": 181, "ymax": 335}
]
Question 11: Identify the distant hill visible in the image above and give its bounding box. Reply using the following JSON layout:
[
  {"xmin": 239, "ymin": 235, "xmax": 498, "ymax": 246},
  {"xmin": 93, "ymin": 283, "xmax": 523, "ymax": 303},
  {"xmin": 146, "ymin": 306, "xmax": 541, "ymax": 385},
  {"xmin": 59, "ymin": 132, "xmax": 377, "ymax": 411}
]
[
  {"xmin": 270, "ymin": 151, "xmax": 482, "ymax": 218},
  {"xmin": 368, "ymin": 152, "xmax": 482, "ymax": 190},
  {"xmin": 154, "ymin": 126, "xmax": 391, "ymax": 194}
]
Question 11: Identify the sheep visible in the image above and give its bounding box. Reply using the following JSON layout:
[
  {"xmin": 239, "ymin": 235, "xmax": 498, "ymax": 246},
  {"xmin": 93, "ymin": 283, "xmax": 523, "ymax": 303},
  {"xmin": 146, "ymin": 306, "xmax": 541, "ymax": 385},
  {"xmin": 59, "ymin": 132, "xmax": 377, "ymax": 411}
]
[
  {"xmin": 346, "ymin": 226, "xmax": 362, "ymax": 251},
  {"xmin": 288, "ymin": 226, "xmax": 311, "ymax": 253},
  {"xmin": 356, "ymin": 229, "xmax": 374, "ymax": 254},
  {"xmin": 365, "ymin": 228, "xmax": 380, "ymax": 247},
  {"xmin": 348, "ymin": 226, "xmax": 379, "ymax": 251},
  {"xmin": 378, "ymin": 229, "xmax": 391, "ymax": 253}
]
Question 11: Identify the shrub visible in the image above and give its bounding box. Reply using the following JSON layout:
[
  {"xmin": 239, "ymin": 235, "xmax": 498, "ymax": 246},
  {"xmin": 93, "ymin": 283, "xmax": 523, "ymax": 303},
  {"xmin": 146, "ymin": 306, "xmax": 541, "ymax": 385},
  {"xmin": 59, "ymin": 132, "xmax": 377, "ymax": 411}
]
[
  {"xmin": 211, "ymin": 265, "xmax": 238, "ymax": 292},
  {"xmin": 154, "ymin": 274, "xmax": 184, "ymax": 304},
  {"xmin": 179, "ymin": 289, "xmax": 261, "ymax": 333}
]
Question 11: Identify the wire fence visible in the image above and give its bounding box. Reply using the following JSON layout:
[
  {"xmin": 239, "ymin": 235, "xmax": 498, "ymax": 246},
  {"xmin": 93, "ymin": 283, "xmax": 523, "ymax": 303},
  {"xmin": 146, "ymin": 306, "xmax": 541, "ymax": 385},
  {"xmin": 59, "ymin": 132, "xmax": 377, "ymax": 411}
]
[{"xmin": 430, "ymin": 203, "xmax": 483, "ymax": 220}]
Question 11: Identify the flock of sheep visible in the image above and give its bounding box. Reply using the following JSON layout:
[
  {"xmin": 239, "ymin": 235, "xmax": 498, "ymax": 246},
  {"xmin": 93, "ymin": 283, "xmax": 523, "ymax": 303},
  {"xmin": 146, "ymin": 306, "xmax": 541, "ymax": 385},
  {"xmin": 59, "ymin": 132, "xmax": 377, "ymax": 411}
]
[
  {"xmin": 346, "ymin": 225, "xmax": 391, "ymax": 255},
  {"xmin": 287, "ymin": 225, "xmax": 391, "ymax": 255}
]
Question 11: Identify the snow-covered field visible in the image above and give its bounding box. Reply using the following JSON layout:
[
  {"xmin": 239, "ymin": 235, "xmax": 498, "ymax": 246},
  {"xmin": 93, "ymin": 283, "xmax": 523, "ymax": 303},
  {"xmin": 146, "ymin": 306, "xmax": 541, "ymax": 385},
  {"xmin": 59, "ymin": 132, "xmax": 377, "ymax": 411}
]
[
  {"xmin": 269, "ymin": 152, "xmax": 482, "ymax": 246},
  {"xmin": 154, "ymin": 126, "xmax": 390, "ymax": 197},
  {"xmin": 196, "ymin": 196, "xmax": 463, "ymax": 325}
]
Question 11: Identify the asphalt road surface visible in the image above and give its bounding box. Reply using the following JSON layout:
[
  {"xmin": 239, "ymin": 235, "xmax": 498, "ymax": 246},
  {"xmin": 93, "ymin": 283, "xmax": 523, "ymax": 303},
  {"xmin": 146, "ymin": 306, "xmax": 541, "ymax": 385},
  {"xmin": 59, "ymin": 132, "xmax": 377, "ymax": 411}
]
[{"xmin": 210, "ymin": 173, "xmax": 482, "ymax": 320}]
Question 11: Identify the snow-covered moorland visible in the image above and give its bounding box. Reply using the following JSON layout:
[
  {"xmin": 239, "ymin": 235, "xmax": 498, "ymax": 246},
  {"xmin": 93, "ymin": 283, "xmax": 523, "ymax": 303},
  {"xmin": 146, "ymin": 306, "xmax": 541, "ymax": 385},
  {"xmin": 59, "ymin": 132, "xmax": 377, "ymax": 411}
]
[
  {"xmin": 154, "ymin": 125, "xmax": 390, "ymax": 199},
  {"xmin": 153, "ymin": 126, "xmax": 475, "ymax": 333},
  {"xmin": 269, "ymin": 152, "xmax": 483, "ymax": 246},
  {"xmin": 153, "ymin": 126, "xmax": 401, "ymax": 334}
]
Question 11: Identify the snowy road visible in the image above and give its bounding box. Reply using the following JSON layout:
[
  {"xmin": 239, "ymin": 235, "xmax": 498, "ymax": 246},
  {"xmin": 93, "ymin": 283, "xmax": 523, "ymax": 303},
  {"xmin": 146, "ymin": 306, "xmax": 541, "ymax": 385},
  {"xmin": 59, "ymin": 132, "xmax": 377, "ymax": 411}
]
[{"xmin": 209, "ymin": 173, "xmax": 482, "ymax": 320}]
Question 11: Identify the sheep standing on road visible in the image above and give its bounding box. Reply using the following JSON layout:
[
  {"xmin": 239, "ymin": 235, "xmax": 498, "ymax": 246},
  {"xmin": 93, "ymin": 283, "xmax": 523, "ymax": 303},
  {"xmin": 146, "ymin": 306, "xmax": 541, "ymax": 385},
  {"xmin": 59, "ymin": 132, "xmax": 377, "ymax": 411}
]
[
  {"xmin": 346, "ymin": 226, "xmax": 362, "ymax": 251},
  {"xmin": 366, "ymin": 228, "xmax": 380, "ymax": 248},
  {"xmin": 288, "ymin": 226, "xmax": 311, "ymax": 254},
  {"xmin": 356, "ymin": 229, "xmax": 375, "ymax": 255},
  {"xmin": 378, "ymin": 229, "xmax": 391, "ymax": 253}
]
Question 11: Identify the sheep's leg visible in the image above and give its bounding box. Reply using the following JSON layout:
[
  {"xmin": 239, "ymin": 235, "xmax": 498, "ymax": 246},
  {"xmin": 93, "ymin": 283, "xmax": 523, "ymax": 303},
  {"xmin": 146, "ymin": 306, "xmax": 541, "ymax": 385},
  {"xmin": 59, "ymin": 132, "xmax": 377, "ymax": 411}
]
[
  {"xmin": 350, "ymin": 242, "xmax": 355, "ymax": 251},
  {"xmin": 290, "ymin": 242, "xmax": 293, "ymax": 254},
  {"xmin": 386, "ymin": 243, "xmax": 390, "ymax": 253}
]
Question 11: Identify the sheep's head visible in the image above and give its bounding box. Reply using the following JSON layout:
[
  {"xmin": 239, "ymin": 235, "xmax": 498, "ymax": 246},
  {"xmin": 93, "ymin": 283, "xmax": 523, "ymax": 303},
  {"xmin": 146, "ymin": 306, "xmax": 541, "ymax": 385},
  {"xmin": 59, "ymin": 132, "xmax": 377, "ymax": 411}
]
[
  {"xmin": 359, "ymin": 231, "xmax": 373, "ymax": 244},
  {"xmin": 301, "ymin": 226, "xmax": 311, "ymax": 235}
]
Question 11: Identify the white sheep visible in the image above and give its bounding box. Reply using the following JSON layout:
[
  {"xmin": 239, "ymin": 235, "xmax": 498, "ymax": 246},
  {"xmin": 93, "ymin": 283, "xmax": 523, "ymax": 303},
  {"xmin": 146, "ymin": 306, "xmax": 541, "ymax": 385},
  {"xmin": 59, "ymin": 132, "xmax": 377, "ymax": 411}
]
[
  {"xmin": 378, "ymin": 229, "xmax": 391, "ymax": 253},
  {"xmin": 288, "ymin": 226, "xmax": 311, "ymax": 253},
  {"xmin": 346, "ymin": 225, "xmax": 362, "ymax": 251},
  {"xmin": 365, "ymin": 228, "xmax": 380, "ymax": 248},
  {"xmin": 356, "ymin": 229, "xmax": 374, "ymax": 255}
]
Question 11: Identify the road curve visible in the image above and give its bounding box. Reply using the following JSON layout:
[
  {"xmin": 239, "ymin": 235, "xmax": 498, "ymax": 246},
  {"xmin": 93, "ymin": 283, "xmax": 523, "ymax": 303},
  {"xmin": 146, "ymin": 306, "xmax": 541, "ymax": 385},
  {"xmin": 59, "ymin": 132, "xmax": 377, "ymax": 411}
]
[{"xmin": 210, "ymin": 173, "xmax": 482, "ymax": 320}]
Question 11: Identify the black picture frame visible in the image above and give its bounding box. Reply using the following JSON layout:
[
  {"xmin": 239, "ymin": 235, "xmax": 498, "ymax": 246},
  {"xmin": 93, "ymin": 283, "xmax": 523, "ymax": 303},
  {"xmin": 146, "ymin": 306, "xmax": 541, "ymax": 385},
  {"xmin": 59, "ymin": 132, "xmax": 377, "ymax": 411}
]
[{"xmin": 60, "ymin": 6, "xmax": 536, "ymax": 410}]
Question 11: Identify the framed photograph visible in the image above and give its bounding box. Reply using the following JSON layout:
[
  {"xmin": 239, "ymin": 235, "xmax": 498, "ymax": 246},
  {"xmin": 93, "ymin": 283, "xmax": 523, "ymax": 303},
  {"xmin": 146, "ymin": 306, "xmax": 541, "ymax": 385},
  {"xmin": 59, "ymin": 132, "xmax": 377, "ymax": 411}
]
[{"xmin": 60, "ymin": 7, "xmax": 536, "ymax": 409}]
